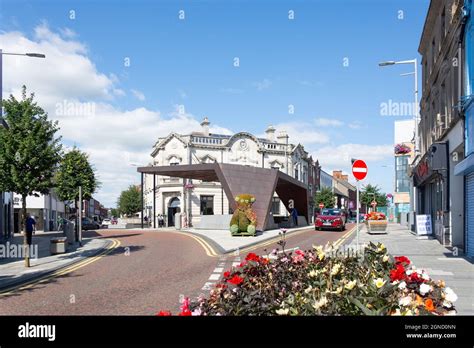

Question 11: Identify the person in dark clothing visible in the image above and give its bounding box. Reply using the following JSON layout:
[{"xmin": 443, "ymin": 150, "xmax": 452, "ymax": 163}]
[
  {"xmin": 25, "ymin": 213, "xmax": 36, "ymax": 245},
  {"xmin": 291, "ymin": 208, "xmax": 298, "ymax": 226}
]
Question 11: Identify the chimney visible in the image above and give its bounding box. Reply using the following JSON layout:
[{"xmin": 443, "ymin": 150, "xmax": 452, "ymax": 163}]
[
  {"xmin": 341, "ymin": 174, "xmax": 348, "ymax": 181},
  {"xmin": 201, "ymin": 117, "xmax": 210, "ymax": 136},
  {"xmin": 265, "ymin": 125, "xmax": 276, "ymax": 141},
  {"xmin": 277, "ymin": 130, "xmax": 289, "ymax": 144},
  {"xmin": 332, "ymin": 170, "xmax": 343, "ymax": 179}
]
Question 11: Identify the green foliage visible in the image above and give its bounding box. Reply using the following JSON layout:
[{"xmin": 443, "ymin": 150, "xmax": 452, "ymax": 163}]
[
  {"xmin": 117, "ymin": 185, "xmax": 141, "ymax": 216},
  {"xmin": 360, "ymin": 184, "xmax": 388, "ymax": 207},
  {"xmin": 238, "ymin": 211, "xmax": 249, "ymax": 231},
  {"xmin": 55, "ymin": 147, "xmax": 98, "ymax": 202},
  {"xmin": 0, "ymin": 86, "xmax": 62, "ymax": 197},
  {"xmin": 314, "ymin": 187, "xmax": 335, "ymax": 209},
  {"xmin": 110, "ymin": 208, "xmax": 119, "ymax": 218},
  {"xmin": 247, "ymin": 225, "xmax": 256, "ymax": 234},
  {"xmin": 230, "ymin": 224, "xmax": 239, "ymax": 234}
]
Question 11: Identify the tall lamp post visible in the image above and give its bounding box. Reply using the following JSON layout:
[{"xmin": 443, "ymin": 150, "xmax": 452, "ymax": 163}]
[
  {"xmin": 379, "ymin": 59, "xmax": 419, "ymax": 230},
  {"xmin": 1, "ymin": 50, "xmax": 46, "ymax": 111}
]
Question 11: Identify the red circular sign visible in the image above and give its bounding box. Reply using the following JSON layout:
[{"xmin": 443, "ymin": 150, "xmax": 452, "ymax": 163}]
[
  {"xmin": 319, "ymin": 203, "xmax": 324, "ymax": 209},
  {"xmin": 371, "ymin": 201, "xmax": 377, "ymax": 207},
  {"xmin": 352, "ymin": 159, "xmax": 368, "ymax": 181}
]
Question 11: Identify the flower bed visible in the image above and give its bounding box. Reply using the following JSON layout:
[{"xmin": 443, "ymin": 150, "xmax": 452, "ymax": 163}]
[
  {"xmin": 365, "ymin": 212, "xmax": 387, "ymax": 233},
  {"xmin": 158, "ymin": 243, "xmax": 457, "ymax": 316}
]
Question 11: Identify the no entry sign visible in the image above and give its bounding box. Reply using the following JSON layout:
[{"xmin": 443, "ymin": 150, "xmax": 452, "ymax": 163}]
[
  {"xmin": 352, "ymin": 159, "xmax": 368, "ymax": 181},
  {"xmin": 319, "ymin": 203, "xmax": 324, "ymax": 209}
]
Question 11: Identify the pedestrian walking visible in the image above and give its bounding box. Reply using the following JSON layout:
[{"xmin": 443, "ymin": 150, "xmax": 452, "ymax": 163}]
[
  {"xmin": 291, "ymin": 207, "xmax": 298, "ymax": 227},
  {"xmin": 25, "ymin": 213, "xmax": 36, "ymax": 244},
  {"xmin": 158, "ymin": 214, "xmax": 164, "ymax": 228}
]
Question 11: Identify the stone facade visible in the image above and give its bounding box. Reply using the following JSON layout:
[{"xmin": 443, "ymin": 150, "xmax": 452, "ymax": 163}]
[{"xmin": 143, "ymin": 118, "xmax": 318, "ymax": 227}]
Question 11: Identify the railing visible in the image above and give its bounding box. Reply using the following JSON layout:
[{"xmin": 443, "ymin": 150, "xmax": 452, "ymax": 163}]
[{"xmin": 192, "ymin": 136, "xmax": 223, "ymax": 145}]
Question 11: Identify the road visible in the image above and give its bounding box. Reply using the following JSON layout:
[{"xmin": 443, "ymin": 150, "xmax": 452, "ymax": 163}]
[{"xmin": 0, "ymin": 224, "xmax": 355, "ymax": 315}]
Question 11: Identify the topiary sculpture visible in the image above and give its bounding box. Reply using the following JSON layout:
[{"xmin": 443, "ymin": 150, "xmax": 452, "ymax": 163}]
[{"xmin": 230, "ymin": 194, "xmax": 257, "ymax": 236}]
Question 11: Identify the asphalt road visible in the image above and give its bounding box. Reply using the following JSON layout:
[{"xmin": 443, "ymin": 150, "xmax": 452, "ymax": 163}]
[{"xmin": 0, "ymin": 224, "xmax": 355, "ymax": 315}]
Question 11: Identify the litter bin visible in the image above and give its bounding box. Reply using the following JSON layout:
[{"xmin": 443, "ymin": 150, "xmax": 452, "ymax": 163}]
[
  {"xmin": 50, "ymin": 237, "xmax": 67, "ymax": 254},
  {"xmin": 65, "ymin": 220, "xmax": 76, "ymax": 245}
]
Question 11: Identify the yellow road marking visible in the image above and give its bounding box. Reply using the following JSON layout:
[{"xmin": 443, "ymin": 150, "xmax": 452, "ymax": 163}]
[
  {"xmin": 175, "ymin": 232, "xmax": 219, "ymax": 257},
  {"xmin": 333, "ymin": 225, "xmax": 357, "ymax": 249},
  {"xmin": 0, "ymin": 238, "xmax": 121, "ymax": 296}
]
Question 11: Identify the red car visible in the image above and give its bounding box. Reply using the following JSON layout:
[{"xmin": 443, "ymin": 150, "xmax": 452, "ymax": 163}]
[{"xmin": 315, "ymin": 208, "xmax": 346, "ymax": 231}]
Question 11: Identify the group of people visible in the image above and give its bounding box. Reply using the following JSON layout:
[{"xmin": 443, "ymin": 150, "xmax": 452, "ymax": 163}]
[{"xmin": 143, "ymin": 215, "xmax": 166, "ymax": 227}]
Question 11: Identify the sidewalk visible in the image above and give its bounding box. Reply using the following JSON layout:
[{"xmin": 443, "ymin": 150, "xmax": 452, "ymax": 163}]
[
  {"xmin": 0, "ymin": 233, "xmax": 111, "ymax": 291},
  {"xmin": 180, "ymin": 225, "xmax": 313, "ymax": 253},
  {"xmin": 346, "ymin": 223, "xmax": 474, "ymax": 315}
]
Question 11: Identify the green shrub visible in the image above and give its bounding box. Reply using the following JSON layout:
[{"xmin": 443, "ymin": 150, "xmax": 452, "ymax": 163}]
[
  {"xmin": 247, "ymin": 225, "xmax": 256, "ymax": 235},
  {"xmin": 230, "ymin": 224, "xmax": 239, "ymax": 234}
]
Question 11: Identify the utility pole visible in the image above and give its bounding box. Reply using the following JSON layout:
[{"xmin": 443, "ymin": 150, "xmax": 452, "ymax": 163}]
[{"xmin": 78, "ymin": 186, "xmax": 82, "ymax": 246}]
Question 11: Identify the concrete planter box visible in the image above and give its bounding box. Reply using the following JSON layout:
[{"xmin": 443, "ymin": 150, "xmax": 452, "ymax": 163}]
[
  {"xmin": 50, "ymin": 237, "xmax": 67, "ymax": 254},
  {"xmin": 366, "ymin": 220, "xmax": 388, "ymax": 234}
]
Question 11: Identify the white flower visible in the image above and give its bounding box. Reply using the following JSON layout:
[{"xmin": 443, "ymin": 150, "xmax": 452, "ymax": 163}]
[
  {"xmin": 308, "ymin": 270, "xmax": 317, "ymax": 278},
  {"xmin": 377, "ymin": 244, "xmax": 386, "ymax": 252},
  {"xmin": 373, "ymin": 278, "xmax": 386, "ymax": 288},
  {"xmin": 382, "ymin": 255, "xmax": 389, "ymax": 262},
  {"xmin": 399, "ymin": 296, "xmax": 412, "ymax": 307},
  {"xmin": 398, "ymin": 281, "xmax": 407, "ymax": 290},
  {"xmin": 275, "ymin": 308, "xmax": 289, "ymax": 315},
  {"xmin": 420, "ymin": 271, "xmax": 430, "ymax": 281},
  {"xmin": 391, "ymin": 309, "xmax": 402, "ymax": 316},
  {"xmin": 191, "ymin": 308, "xmax": 202, "ymax": 316},
  {"xmin": 304, "ymin": 285, "xmax": 313, "ymax": 294},
  {"xmin": 442, "ymin": 300, "xmax": 453, "ymax": 308},
  {"xmin": 312, "ymin": 296, "xmax": 328, "ymax": 310},
  {"xmin": 419, "ymin": 283, "xmax": 432, "ymax": 295},
  {"xmin": 345, "ymin": 280, "xmax": 357, "ymax": 290},
  {"xmin": 444, "ymin": 287, "xmax": 458, "ymax": 303},
  {"xmin": 404, "ymin": 309, "xmax": 413, "ymax": 316},
  {"xmin": 330, "ymin": 264, "xmax": 341, "ymax": 276}
]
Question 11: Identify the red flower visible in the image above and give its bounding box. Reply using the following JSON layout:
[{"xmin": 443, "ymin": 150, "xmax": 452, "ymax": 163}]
[
  {"xmin": 223, "ymin": 271, "xmax": 231, "ymax": 278},
  {"xmin": 408, "ymin": 272, "xmax": 424, "ymax": 283},
  {"xmin": 245, "ymin": 253, "xmax": 260, "ymax": 262},
  {"xmin": 179, "ymin": 309, "xmax": 192, "ymax": 316},
  {"xmin": 227, "ymin": 275, "xmax": 244, "ymax": 285},
  {"xmin": 295, "ymin": 249, "xmax": 305, "ymax": 256},
  {"xmin": 394, "ymin": 256, "xmax": 411, "ymax": 266},
  {"xmin": 157, "ymin": 310, "xmax": 172, "ymax": 316},
  {"xmin": 238, "ymin": 261, "xmax": 247, "ymax": 268},
  {"xmin": 390, "ymin": 264, "xmax": 406, "ymax": 282}
]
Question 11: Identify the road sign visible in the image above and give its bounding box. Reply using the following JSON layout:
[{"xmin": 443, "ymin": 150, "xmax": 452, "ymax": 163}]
[
  {"xmin": 352, "ymin": 159, "xmax": 368, "ymax": 181},
  {"xmin": 371, "ymin": 201, "xmax": 377, "ymax": 207},
  {"xmin": 319, "ymin": 203, "xmax": 324, "ymax": 209}
]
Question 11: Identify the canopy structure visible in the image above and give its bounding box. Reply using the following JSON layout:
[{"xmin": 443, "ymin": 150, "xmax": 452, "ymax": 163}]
[{"xmin": 137, "ymin": 163, "xmax": 309, "ymax": 231}]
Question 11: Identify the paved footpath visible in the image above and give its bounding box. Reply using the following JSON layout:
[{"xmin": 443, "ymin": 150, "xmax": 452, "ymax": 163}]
[
  {"xmin": 0, "ymin": 232, "xmax": 112, "ymax": 292},
  {"xmin": 345, "ymin": 223, "xmax": 474, "ymax": 315}
]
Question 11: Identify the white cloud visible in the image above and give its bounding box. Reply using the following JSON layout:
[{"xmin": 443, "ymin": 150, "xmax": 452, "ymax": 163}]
[
  {"xmin": 253, "ymin": 78, "xmax": 272, "ymax": 91},
  {"xmin": 1, "ymin": 25, "xmax": 232, "ymax": 207},
  {"xmin": 315, "ymin": 118, "xmax": 344, "ymax": 127},
  {"xmin": 131, "ymin": 89, "xmax": 146, "ymax": 101},
  {"xmin": 348, "ymin": 121, "xmax": 366, "ymax": 129},
  {"xmin": 313, "ymin": 143, "xmax": 393, "ymax": 172},
  {"xmin": 267, "ymin": 121, "xmax": 330, "ymax": 145}
]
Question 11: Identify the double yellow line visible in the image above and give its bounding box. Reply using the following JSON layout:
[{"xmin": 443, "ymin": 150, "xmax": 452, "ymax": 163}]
[
  {"xmin": 176, "ymin": 232, "xmax": 219, "ymax": 257},
  {"xmin": 0, "ymin": 238, "xmax": 121, "ymax": 296},
  {"xmin": 332, "ymin": 225, "xmax": 357, "ymax": 249}
]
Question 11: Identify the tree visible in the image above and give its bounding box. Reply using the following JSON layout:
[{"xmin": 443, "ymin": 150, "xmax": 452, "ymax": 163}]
[
  {"xmin": 110, "ymin": 208, "xmax": 119, "ymax": 218},
  {"xmin": 314, "ymin": 187, "xmax": 336, "ymax": 210},
  {"xmin": 117, "ymin": 185, "xmax": 141, "ymax": 217},
  {"xmin": 55, "ymin": 147, "xmax": 99, "ymax": 240},
  {"xmin": 0, "ymin": 86, "xmax": 62, "ymax": 267},
  {"xmin": 360, "ymin": 184, "xmax": 389, "ymax": 210}
]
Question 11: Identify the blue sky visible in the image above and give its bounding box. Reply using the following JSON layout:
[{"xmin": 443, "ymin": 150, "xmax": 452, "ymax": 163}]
[{"xmin": 0, "ymin": 0, "xmax": 430, "ymax": 207}]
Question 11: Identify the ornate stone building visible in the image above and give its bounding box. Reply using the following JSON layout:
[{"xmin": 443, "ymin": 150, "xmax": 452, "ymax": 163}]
[{"xmin": 143, "ymin": 117, "xmax": 318, "ymax": 228}]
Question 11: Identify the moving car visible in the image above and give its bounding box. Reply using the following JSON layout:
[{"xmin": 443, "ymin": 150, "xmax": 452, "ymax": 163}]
[
  {"xmin": 101, "ymin": 218, "xmax": 112, "ymax": 228},
  {"xmin": 315, "ymin": 208, "xmax": 346, "ymax": 231},
  {"xmin": 81, "ymin": 217, "xmax": 101, "ymax": 230}
]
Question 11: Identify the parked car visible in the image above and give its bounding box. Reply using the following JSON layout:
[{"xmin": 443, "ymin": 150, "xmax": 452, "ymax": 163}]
[
  {"xmin": 315, "ymin": 208, "xmax": 346, "ymax": 231},
  {"xmin": 81, "ymin": 217, "xmax": 101, "ymax": 230},
  {"xmin": 101, "ymin": 218, "xmax": 112, "ymax": 228}
]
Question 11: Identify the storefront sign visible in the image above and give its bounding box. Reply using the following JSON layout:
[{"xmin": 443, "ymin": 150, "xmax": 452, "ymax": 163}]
[{"xmin": 416, "ymin": 214, "xmax": 432, "ymax": 236}]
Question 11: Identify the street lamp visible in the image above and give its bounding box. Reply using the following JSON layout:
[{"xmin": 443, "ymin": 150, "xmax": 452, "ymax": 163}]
[
  {"xmin": 379, "ymin": 59, "xmax": 419, "ymax": 230},
  {"xmin": 378, "ymin": 59, "xmax": 419, "ymax": 155},
  {"xmin": 0, "ymin": 50, "xmax": 46, "ymax": 113}
]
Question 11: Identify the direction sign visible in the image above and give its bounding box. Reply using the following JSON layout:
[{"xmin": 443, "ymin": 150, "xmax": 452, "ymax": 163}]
[
  {"xmin": 319, "ymin": 203, "xmax": 324, "ymax": 209},
  {"xmin": 352, "ymin": 159, "xmax": 368, "ymax": 181}
]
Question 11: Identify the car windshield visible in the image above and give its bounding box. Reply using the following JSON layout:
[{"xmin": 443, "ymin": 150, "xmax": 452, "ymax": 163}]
[{"xmin": 321, "ymin": 209, "xmax": 341, "ymax": 216}]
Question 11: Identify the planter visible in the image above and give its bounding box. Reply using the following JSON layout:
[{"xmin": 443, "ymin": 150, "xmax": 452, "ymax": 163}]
[{"xmin": 366, "ymin": 220, "xmax": 388, "ymax": 234}]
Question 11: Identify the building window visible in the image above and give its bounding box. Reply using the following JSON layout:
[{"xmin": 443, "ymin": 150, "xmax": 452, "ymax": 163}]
[
  {"xmin": 271, "ymin": 197, "xmax": 281, "ymax": 215},
  {"xmin": 294, "ymin": 168, "xmax": 299, "ymax": 180},
  {"xmin": 200, "ymin": 196, "xmax": 214, "ymax": 215},
  {"xmin": 395, "ymin": 156, "xmax": 410, "ymax": 192}
]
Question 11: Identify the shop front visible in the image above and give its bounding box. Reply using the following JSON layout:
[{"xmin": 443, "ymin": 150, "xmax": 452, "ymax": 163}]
[{"xmin": 413, "ymin": 142, "xmax": 449, "ymax": 245}]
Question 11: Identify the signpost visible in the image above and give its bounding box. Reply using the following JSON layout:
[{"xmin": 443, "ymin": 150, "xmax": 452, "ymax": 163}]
[
  {"xmin": 352, "ymin": 160, "xmax": 368, "ymax": 250},
  {"xmin": 318, "ymin": 203, "xmax": 324, "ymax": 213}
]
